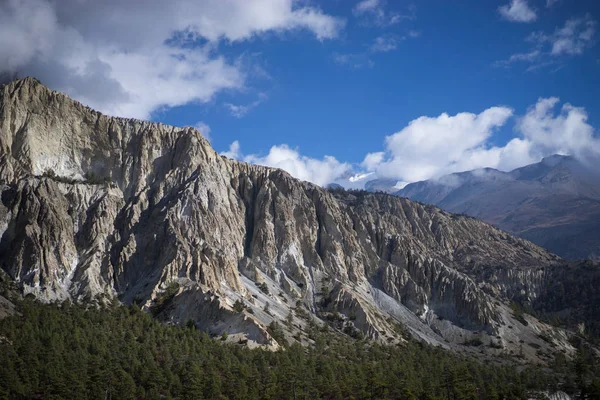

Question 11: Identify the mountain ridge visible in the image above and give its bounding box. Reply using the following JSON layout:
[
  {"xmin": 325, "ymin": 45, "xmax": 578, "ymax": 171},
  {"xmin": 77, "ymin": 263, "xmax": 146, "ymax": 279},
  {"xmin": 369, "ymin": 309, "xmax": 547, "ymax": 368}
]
[
  {"xmin": 0, "ymin": 77, "xmax": 590, "ymax": 362},
  {"xmin": 394, "ymin": 155, "xmax": 600, "ymax": 260}
]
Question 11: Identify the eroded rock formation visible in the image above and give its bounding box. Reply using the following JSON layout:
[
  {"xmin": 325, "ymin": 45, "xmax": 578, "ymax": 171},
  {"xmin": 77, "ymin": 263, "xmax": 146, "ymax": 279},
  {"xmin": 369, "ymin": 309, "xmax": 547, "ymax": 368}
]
[{"xmin": 0, "ymin": 78, "xmax": 577, "ymax": 360}]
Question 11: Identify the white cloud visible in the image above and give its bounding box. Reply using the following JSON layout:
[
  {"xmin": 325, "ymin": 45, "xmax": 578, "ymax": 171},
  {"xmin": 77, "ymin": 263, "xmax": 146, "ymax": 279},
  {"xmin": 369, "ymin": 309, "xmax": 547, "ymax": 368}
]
[
  {"xmin": 352, "ymin": 0, "xmax": 415, "ymax": 27},
  {"xmin": 225, "ymin": 93, "xmax": 268, "ymax": 118},
  {"xmin": 508, "ymin": 50, "xmax": 542, "ymax": 63},
  {"xmin": 227, "ymin": 99, "xmax": 598, "ymax": 188},
  {"xmin": 332, "ymin": 53, "xmax": 375, "ymax": 69},
  {"xmin": 225, "ymin": 104, "xmax": 252, "ymax": 119},
  {"xmin": 222, "ymin": 142, "xmax": 352, "ymax": 187},
  {"xmin": 0, "ymin": 0, "xmax": 344, "ymax": 119},
  {"xmin": 497, "ymin": 15, "xmax": 596, "ymax": 70},
  {"xmin": 370, "ymin": 34, "xmax": 401, "ymax": 53},
  {"xmin": 353, "ymin": 0, "xmax": 381, "ymax": 15},
  {"xmin": 550, "ymin": 16, "xmax": 596, "ymax": 55},
  {"xmin": 546, "ymin": 0, "xmax": 561, "ymax": 8},
  {"xmin": 516, "ymin": 97, "xmax": 600, "ymax": 160},
  {"xmin": 222, "ymin": 140, "xmax": 242, "ymax": 159},
  {"xmin": 363, "ymin": 107, "xmax": 515, "ymax": 182},
  {"xmin": 339, "ymin": 31, "xmax": 418, "ymax": 67},
  {"xmin": 498, "ymin": 0, "xmax": 537, "ymax": 23},
  {"xmin": 494, "ymin": 50, "xmax": 542, "ymax": 67},
  {"xmin": 361, "ymin": 152, "xmax": 385, "ymax": 170},
  {"xmin": 526, "ymin": 16, "xmax": 597, "ymax": 56},
  {"xmin": 361, "ymin": 98, "xmax": 600, "ymax": 184},
  {"xmin": 193, "ymin": 121, "xmax": 212, "ymax": 141},
  {"xmin": 349, "ymin": 172, "xmax": 375, "ymax": 183},
  {"xmin": 525, "ymin": 60, "xmax": 562, "ymax": 73}
]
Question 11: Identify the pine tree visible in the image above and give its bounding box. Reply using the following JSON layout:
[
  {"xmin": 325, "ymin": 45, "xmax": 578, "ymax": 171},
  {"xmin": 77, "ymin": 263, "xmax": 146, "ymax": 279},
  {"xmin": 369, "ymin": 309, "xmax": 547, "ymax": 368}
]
[{"xmin": 181, "ymin": 363, "xmax": 204, "ymax": 400}]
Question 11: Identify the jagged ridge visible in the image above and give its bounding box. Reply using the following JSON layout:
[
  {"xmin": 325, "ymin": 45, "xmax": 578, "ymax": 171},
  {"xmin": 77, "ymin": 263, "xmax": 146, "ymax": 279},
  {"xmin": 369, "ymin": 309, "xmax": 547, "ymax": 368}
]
[{"xmin": 0, "ymin": 78, "xmax": 574, "ymax": 360}]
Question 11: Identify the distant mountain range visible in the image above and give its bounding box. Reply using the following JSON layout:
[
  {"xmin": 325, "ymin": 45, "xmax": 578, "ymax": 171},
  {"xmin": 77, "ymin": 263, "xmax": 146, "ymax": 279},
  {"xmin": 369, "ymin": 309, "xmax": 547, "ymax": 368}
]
[{"xmin": 378, "ymin": 155, "xmax": 600, "ymax": 260}]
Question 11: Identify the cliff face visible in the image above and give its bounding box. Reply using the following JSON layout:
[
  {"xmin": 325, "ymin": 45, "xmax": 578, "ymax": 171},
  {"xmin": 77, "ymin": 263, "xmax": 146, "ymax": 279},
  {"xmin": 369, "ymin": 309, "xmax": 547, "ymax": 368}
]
[{"xmin": 0, "ymin": 78, "xmax": 574, "ymax": 359}]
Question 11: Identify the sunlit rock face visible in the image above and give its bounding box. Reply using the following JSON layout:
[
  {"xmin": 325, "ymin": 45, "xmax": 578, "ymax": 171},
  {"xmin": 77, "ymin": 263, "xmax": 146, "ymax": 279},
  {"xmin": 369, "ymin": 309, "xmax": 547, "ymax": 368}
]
[{"xmin": 0, "ymin": 78, "xmax": 577, "ymax": 360}]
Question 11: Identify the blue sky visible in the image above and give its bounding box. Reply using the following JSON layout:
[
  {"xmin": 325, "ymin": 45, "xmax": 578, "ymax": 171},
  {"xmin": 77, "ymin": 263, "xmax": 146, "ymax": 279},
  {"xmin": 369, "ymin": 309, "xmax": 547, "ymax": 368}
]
[
  {"xmin": 161, "ymin": 0, "xmax": 599, "ymax": 160},
  {"xmin": 3, "ymin": 0, "xmax": 599, "ymax": 187},
  {"xmin": 159, "ymin": 0, "xmax": 600, "ymax": 186}
]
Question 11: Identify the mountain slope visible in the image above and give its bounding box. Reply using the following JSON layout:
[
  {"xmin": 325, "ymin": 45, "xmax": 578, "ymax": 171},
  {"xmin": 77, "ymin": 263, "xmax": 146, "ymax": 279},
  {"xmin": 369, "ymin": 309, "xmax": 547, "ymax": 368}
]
[
  {"xmin": 395, "ymin": 156, "xmax": 600, "ymax": 260},
  {"xmin": 0, "ymin": 78, "xmax": 583, "ymax": 361}
]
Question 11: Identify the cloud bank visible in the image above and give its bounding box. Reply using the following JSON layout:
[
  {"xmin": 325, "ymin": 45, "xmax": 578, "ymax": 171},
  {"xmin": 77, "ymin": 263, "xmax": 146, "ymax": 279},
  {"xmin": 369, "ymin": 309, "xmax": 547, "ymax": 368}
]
[
  {"xmin": 0, "ymin": 0, "xmax": 343, "ymax": 119},
  {"xmin": 362, "ymin": 98, "xmax": 599, "ymax": 184},
  {"xmin": 227, "ymin": 98, "xmax": 599, "ymax": 188},
  {"xmin": 222, "ymin": 142, "xmax": 352, "ymax": 187}
]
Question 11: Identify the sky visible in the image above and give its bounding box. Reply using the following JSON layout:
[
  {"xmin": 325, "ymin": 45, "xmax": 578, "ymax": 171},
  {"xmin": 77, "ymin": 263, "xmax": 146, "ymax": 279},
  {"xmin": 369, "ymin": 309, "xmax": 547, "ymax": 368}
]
[{"xmin": 1, "ymin": 0, "xmax": 599, "ymax": 188}]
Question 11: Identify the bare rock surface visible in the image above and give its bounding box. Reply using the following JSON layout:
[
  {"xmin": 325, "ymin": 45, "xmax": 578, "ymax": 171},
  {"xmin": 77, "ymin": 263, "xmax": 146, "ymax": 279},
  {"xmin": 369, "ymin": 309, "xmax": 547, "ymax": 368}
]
[{"xmin": 0, "ymin": 78, "xmax": 579, "ymax": 360}]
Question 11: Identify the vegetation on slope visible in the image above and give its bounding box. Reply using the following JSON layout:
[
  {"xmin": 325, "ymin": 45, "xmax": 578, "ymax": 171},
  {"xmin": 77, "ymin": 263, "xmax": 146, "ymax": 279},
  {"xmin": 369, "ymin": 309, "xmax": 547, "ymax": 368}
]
[
  {"xmin": 531, "ymin": 261, "xmax": 600, "ymax": 343},
  {"xmin": 1, "ymin": 298, "xmax": 599, "ymax": 400}
]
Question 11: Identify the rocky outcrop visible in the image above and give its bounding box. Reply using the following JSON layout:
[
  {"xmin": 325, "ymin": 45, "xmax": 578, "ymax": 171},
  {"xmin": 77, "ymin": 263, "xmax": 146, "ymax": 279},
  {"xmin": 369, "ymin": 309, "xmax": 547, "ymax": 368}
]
[{"xmin": 0, "ymin": 78, "xmax": 576, "ymax": 360}]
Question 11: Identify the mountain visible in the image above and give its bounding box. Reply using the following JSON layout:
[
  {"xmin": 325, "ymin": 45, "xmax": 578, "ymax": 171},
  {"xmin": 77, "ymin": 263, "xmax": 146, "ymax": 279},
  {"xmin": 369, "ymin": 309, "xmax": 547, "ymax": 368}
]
[
  {"xmin": 395, "ymin": 156, "xmax": 600, "ymax": 260},
  {"xmin": 0, "ymin": 77, "xmax": 596, "ymax": 362},
  {"xmin": 364, "ymin": 178, "xmax": 403, "ymax": 193}
]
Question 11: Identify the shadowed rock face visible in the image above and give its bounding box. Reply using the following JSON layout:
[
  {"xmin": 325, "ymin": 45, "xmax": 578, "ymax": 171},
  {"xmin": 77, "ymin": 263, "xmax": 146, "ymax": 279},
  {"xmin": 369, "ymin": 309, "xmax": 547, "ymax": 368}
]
[
  {"xmin": 0, "ymin": 77, "xmax": 576, "ymax": 359},
  {"xmin": 395, "ymin": 156, "xmax": 600, "ymax": 260}
]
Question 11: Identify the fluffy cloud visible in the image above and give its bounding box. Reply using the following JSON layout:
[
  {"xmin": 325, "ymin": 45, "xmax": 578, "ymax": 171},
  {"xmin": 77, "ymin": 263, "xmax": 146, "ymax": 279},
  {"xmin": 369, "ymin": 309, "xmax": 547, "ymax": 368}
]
[
  {"xmin": 548, "ymin": 16, "xmax": 596, "ymax": 56},
  {"xmin": 0, "ymin": 0, "xmax": 343, "ymax": 119},
  {"xmin": 222, "ymin": 142, "xmax": 352, "ymax": 187},
  {"xmin": 222, "ymin": 140, "xmax": 242, "ymax": 160},
  {"xmin": 353, "ymin": 0, "xmax": 381, "ymax": 15},
  {"xmin": 362, "ymin": 107, "xmax": 515, "ymax": 182},
  {"xmin": 516, "ymin": 97, "xmax": 600, "ymax": 160},
  {"xmin": 361, "ymin": 98, "xmax": 599, "ymax": 184},
  {"xmin": 498, "ymin": 0, "xmax": 537, "ymax": 23},
  {"xmin": 526, "ymin": 16, "xmax": 597, "ymax": 56},
  {"xmin": 223, "ymin": 98, "xmax": 598, "ymax": 188}
]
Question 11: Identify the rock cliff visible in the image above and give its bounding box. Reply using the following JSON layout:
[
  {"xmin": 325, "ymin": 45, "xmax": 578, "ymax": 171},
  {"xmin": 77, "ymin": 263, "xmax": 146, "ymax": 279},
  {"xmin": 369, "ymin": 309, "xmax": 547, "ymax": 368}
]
[{"xmin": 0, "ymin": 78, "xmax": 577, "ymax": 360}]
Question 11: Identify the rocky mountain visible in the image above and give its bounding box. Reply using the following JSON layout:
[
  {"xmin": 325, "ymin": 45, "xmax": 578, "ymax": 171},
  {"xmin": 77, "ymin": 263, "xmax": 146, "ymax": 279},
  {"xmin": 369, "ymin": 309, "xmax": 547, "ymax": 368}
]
[
  {"xmin": 395, "ymin": 156, "xmax": 600, "ymax": 260},
  {"xmin": 0, "ymin": 77, "xmax": 593, "ymax": 362}
]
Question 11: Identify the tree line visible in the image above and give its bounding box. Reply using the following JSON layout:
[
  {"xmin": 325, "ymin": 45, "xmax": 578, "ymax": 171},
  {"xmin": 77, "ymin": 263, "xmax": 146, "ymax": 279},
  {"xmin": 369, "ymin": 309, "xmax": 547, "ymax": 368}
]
[{"xmin": 0, "ymin": 298, "xmax": 598, "ymax": 399}]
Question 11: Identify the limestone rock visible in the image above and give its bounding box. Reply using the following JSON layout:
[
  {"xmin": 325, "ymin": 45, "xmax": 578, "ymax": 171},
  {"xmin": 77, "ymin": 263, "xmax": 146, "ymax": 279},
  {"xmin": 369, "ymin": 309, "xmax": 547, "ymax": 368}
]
[{"xmin": 0, "ymin": 78, "xmax": 579, "ymax": 360}]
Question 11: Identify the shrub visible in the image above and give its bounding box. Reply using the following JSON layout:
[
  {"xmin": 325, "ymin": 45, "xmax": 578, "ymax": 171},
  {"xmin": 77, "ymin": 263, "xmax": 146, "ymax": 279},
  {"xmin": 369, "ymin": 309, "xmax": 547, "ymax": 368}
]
[
  {"xmin": 257, "ymin": 282, "xmax": 269, "ymax": 295},
  {"xmin": 233, "ymin": 299, "xmax": 245, "ymax": 313},
  {"xmin": 151, "ymin": 282, "xmax": 180, "ymax": 316},
  {"xmin": 268, "ymin": 321, "xmax": 287, "ymax": 347}
]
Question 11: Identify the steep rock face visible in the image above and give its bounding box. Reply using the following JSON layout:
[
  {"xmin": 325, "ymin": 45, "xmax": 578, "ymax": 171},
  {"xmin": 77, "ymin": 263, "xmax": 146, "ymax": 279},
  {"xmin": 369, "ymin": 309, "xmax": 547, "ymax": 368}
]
[
  {"xmin": 0, "ymin": 78, "xmax": 573, "ymax": 359},
  {"xmin": 0, "ymin": 78, "xmax": 248, "ymax": 304}
]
